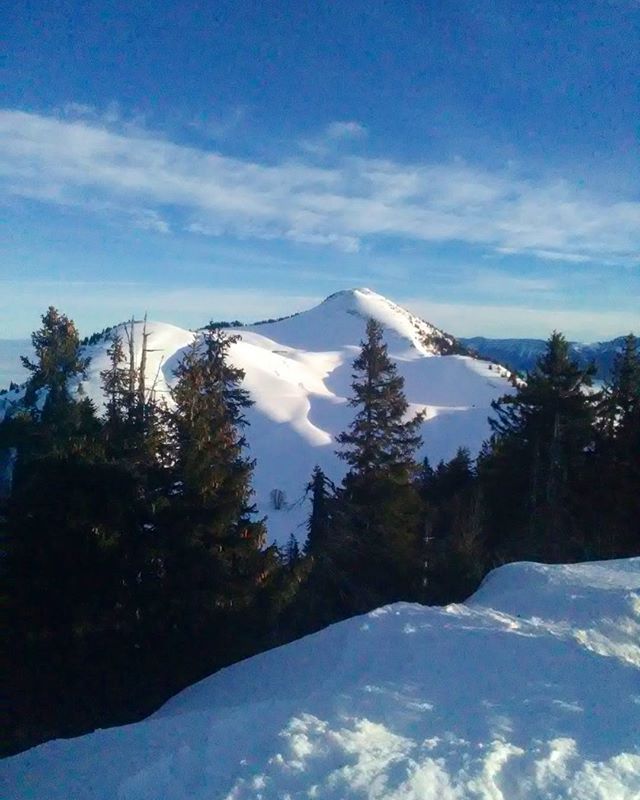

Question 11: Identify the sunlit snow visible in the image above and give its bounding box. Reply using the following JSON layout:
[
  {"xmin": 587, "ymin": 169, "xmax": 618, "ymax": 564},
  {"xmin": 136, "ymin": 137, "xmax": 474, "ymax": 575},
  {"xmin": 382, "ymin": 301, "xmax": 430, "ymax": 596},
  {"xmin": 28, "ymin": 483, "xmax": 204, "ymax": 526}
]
[
  {"xmin": 3, "ymin": 558, "xmax": 639, "ymax": 799},
  {"xmin": 0, "ymin": 289, "xmax": 515, "ymax": 544}
]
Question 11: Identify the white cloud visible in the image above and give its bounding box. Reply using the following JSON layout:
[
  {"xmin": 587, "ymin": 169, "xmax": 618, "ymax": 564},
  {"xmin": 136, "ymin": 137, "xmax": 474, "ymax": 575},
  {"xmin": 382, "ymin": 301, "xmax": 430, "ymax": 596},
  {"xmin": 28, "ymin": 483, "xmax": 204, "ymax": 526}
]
[
  {"xmin": 130, "ymin": 208, "xmax": 170, "ymax": 234},
  {"xmin": 300, "ymin": 120, "xmax": 368, "ymax": 153},
  {"xmin": 0, "ymin": 109, "xmax": 638, "ymax": 263}
]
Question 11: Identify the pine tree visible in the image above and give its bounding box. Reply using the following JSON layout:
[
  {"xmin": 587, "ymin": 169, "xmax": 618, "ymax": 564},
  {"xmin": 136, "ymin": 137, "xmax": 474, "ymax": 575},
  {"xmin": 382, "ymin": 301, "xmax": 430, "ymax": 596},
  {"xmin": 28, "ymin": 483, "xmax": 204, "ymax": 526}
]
[
  {"xmin": 100, "ymin": 333, "xmax": 130, "ymax": 444},
  {"xmin": 161, "ymin": 327, "xmax": 276, "ymax": 639},
  {"xmin": 22, "ymin": 306, "xmax": 90, "ymax": 411},
  {"xmin": 589, "ymin": 334, "xmax": 640, "ymax": 555},
  {"xmin": 99, "ymin": 321, "xmax": 168, "ymax": 466},
  {"xmin": 482, "ymin": 331, "xmax": 596, "ymax": 561},
  {"xmin": 599, "ymin": 334, "xmax": 640, "ymax": 439},
  {"xmin": 337, "ymin": 319, "xmax": 423, "ymax": 479},
  {"xmin": 304, "ymin": 465, "xmax": 333, "ymax": 555},
  {"xmin": 1, "ymin": 311, "xmax": 125, "ymax": 742},
  {"xmin": 419, "ymin": 449, "xmax": 485, "ymax": 601},
  {"xmin": 285, "ymin": 533, "xmax": 301, "ymax": 568},
  {"xmin": 334, "ymin": 318, "xmax": 425, "ymax": 609},
  {"xmin": 97, "ymin": 323, "xmax": 171, "ymax": 644}
]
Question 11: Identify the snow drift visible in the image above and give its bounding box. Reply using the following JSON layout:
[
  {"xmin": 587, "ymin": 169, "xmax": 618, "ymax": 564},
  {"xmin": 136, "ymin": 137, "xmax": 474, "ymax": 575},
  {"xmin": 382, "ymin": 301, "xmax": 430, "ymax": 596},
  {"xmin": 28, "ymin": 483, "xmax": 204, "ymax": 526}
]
[
  {"xmin": 1, "ymin": 288, "xmax": 515, "ymax": 545},
  {"xmin": 2, "ymin": 557, "xmax": 640, "ymax": 799}
]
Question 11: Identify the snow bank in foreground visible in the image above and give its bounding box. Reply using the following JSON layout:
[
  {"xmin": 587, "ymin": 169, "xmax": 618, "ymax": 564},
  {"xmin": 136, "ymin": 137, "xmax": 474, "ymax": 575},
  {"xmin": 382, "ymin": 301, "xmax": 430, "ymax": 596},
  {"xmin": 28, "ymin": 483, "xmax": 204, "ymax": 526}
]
[{"xmin": 3, "ymin": 558, "xmax": 640, "ymax": 799}]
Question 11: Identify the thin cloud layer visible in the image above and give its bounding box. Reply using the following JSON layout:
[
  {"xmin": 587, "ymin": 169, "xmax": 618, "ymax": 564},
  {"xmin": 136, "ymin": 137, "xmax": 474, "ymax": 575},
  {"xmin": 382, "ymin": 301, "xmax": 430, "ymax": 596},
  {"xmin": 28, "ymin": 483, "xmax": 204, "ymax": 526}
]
[{"xmin": 0, "ymin": 109, "xmax": 638, "ymax": 264}]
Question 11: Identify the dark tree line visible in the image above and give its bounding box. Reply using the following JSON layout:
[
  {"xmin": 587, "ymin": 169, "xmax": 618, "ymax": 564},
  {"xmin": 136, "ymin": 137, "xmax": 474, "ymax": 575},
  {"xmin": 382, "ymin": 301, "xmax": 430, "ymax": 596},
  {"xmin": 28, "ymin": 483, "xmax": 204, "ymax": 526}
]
[
  {"xmin": 1, "ymin": 310, "xmax": 281, "ymax": 754},
  {"xmin": 1, "ymin": 310, "xmax": 639, "ymax": 755},
  {"xmin": 286, "ymin": 321, "xmax": 640, "ymax": 629}
]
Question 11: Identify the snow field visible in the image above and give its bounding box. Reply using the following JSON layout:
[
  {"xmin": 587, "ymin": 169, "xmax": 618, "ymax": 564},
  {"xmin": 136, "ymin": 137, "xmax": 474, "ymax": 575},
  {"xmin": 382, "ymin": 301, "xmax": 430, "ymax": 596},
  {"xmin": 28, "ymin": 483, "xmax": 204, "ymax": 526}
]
[{"xmin": 3, "ymin": 557, "xmax": 639, "ymax": 798}]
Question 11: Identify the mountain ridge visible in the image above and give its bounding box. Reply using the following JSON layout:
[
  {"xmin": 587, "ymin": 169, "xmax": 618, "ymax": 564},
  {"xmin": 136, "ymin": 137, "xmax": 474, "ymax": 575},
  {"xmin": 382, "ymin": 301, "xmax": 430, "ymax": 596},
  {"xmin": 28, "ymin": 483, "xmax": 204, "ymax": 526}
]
[
  {"xmin": 1, "ymin": 289, "xmax": 515, "ymax": 545},
  {"xmin": 461, "ymin": 334, "xmax": 631, "ymax": 378}
]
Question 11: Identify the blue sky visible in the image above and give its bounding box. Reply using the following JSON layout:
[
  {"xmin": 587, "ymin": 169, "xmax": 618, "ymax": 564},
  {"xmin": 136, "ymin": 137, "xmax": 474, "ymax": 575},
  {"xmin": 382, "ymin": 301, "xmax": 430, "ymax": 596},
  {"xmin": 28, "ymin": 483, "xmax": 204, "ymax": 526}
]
[{"xmin": 1, "ymin": 0, "xmax": 638, "ymax": 339}]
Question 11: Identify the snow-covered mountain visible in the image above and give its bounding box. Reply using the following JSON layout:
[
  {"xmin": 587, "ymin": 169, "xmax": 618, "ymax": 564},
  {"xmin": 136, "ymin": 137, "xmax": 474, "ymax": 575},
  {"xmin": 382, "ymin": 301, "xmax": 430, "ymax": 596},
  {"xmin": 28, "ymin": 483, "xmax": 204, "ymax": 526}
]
[
  {"xmin": 1, "ymin": 289, "xmax": 516, "ymax": 544},
  {"xmin": 3, "ymin": 556, "xmax": 639, "ymax": 799},
  {"xmin": 461, "ymin": 335, "xmax": 630, "ymax": 378}
]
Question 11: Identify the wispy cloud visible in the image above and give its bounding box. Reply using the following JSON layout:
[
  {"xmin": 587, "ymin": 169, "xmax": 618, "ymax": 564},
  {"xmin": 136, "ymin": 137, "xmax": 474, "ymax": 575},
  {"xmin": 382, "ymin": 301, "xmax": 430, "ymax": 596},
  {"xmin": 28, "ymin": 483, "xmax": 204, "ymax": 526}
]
[
  {"xmin": 470, "ymin": 270, "xmax": 557, "ymax": 295},
  {"xmin": 1, "ymin": 109, "xmax": 638, "ymax": 264},
  {"xmin": 188, "ymin": 106, "xmax": 249, "ymax": 141},
  {"xmin": 325, "ymin": 120, "xmax": 368, "ymax": 140},
  {"xmin": 300, "ymin": 119, "xmax": 368, "ymax": 154},
  {"xmin": 57, "ymin": 101, "xmax": 148, "ymax": 133}
]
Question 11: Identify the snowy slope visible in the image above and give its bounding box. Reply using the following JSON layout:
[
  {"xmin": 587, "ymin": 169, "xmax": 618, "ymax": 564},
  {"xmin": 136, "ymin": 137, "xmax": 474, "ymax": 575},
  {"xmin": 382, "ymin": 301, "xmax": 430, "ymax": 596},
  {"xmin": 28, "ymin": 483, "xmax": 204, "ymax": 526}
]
[
  {"xmin": 234, "ymin": 289, "xmax": 514, "ymax": 544},
  {"xmin": 3, "ymin": 557, "xmax": 639, "ymax": 799},
  {"xmin": 0, "ymin": 289, "xmax": 515, "ymax": 545}
]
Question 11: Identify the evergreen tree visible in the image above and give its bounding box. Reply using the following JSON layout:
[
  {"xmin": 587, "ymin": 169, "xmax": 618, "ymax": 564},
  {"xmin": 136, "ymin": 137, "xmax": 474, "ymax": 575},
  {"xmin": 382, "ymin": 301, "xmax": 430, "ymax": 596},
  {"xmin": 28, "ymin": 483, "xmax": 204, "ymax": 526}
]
[
  {"xmin": 22, "ymin": 306, "xmax": 90, "ymax": 411},
  {"xmin": 0, "ymin": 310, "xmax": 132, "ymax": 751},
  {"xmin": 99, "ymin": 321, "xmax": 169, "ymax": 472},
  {"xmin": 589, "ymin": 334, "xmax": 640, "ymax": 555},
  {"xmin": 285, "ymin": 533, "xmax": 301, "ymax": 568},
  {"xmin": 100, "ymin": 332, "xmax": 130, "ymax": 446},
  {"xmin": 97, "ymin": 323, "xmax": 170, "ymax": 644},
  {"xmin": 334, "ymin": 318, "xmax": 425, "ymax": 609},
  {"xmin": 304, "ymin": 465, "xmax": 333, "ymax": 555},
  {"xmin": 5, "ymin": 307, "xmax": 99, "ymax": 463},
  {"xmin": 419, "ymin": 449, "xmax": 485, "ymax": 602},
  {"xmin": 1, "ymin": 309, "xmax": 109, "ymax": 631},
  {"xmin": 481, "ymin": 331, "xmax": 596, "ymax": 561},
  {"xmin": 337, "ymin": 319, "xmax": 423, "ymax": 478},
  {"xmin": 161, "ymin": 327, "xmax": 276, "ymax": 640},
  {"xmin": 599, "ymin": 334, "xmax": 640, "ymax": 439}
]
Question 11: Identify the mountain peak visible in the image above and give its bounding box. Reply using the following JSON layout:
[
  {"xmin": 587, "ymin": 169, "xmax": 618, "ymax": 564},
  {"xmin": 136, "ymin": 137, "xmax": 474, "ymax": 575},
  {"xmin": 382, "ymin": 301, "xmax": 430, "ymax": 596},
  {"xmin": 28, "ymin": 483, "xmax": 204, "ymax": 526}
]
[
  {"xmin": 321, "ymin": 287, "xmax": 375, "ymax": 302},
  {"xmin": 303, "ymin": 287, "xmax": 460, "ymax": 357}
]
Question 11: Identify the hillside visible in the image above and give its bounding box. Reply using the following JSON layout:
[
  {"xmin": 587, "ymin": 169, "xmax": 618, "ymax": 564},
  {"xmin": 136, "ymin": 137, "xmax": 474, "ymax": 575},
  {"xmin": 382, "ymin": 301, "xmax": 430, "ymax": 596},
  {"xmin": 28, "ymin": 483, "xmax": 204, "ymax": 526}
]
[
  {"xmin": 1, "ymin": 289, "xmax": 515, "ymax": 545},
  {"xmin": 3, "ymin": 556, "xmax": 639, "ymax": 799}
]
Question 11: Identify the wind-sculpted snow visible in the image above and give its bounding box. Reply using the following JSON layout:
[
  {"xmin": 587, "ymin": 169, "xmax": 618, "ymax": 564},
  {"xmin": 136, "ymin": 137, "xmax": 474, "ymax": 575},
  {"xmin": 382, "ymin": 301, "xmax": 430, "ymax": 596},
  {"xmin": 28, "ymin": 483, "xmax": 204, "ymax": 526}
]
[
  {"xmin": 0, "ymin": 289, "xmax": 515, "ymax": 544},
  {"xmin": 3, "ymin": 558, "xmax": 639, "ymax": 798}
]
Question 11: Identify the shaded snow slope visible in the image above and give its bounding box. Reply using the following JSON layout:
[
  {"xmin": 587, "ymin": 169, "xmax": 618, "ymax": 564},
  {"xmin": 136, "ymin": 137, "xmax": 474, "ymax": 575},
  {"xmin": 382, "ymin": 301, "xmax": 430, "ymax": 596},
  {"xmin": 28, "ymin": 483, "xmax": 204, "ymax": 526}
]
[
  {"xmin": 0, "ymin": 289, "xmax": 515, "ymax": 545},
  {"xmin": 3, "ymin": 558, "xmax": 639, "ymax": 799}
]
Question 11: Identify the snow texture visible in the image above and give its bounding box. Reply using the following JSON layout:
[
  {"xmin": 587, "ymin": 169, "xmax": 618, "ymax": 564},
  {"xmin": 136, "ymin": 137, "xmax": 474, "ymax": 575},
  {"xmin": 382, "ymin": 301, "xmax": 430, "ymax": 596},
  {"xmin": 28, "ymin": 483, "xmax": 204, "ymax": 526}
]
[
  {"xmin": 0, "ymin": 289, "xmax": 515, "ymax": 544},
  {"xmin": 2, "ymin": 557, "xmax": 639, "ymax": 798}
]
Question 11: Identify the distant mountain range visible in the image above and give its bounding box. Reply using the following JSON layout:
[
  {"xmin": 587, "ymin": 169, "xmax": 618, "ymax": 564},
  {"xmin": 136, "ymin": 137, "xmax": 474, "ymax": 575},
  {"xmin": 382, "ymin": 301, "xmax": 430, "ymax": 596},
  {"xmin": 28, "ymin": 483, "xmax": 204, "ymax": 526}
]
[{"xmin": 459, "ymin": 336, "xmax": 629, "ymax": 378}]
